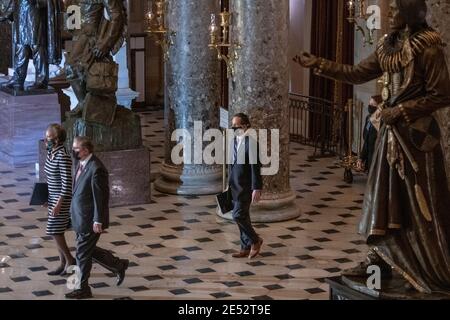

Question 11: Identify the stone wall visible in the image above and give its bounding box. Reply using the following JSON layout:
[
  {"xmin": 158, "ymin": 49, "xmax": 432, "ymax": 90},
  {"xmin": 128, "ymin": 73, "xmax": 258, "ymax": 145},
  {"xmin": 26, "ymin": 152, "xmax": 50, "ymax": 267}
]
[{"xmin": 427, "ymin": 0, "xmax": 450, "ymax": 184}]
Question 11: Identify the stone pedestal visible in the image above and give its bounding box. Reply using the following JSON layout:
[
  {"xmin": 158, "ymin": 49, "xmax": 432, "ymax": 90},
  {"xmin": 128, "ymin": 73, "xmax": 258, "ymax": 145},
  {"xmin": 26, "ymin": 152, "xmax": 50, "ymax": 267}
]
[
  {"xmin": 154, "ymin": 0, "xmax": 222, "ymax": 196},
  {"xmin": 39, "ymin": 142, "xmax": 151, "ymax": 207},
  {"xmin": 327, "ymin": 276, "xmax": 450, "ymax": 300},
  {"xmin": 220, "ymin": 0, "xmax": 300, "ymax": 222},
  {"xmin": 0, "ymin": 91, "xmax": 61, "ymax": 167}
]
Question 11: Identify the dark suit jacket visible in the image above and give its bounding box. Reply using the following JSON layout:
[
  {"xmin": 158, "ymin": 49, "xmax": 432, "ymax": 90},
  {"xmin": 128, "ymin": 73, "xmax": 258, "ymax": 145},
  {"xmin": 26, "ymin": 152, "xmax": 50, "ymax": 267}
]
[
  {"xmin": 70, "ymin": 155, "xmax": 110, "ymax": 234},
  {"xmin": 360, "ymin": 115, "xmax": 378, "ymax": 172},
  {"xmin": 229, "ymin": 136, "xmax": 263, "ymax": 203}
]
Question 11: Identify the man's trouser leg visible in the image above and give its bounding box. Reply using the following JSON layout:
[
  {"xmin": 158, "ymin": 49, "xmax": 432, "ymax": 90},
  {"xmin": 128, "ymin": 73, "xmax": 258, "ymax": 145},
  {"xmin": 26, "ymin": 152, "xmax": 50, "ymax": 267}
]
[
  {"xmin": 232, "ymin": 200, "xmax": 259, "ymax": 250},
  {"xmin": 10, "ymin": 45, "xmax": 31, "ymax": 88},
  {"xmin": 32, "ymin": 44, "xmax": 49, "ymax": 86},
  {"xmin": 76, "ymin": 232, "xmax": 100, "ymax": 290}
]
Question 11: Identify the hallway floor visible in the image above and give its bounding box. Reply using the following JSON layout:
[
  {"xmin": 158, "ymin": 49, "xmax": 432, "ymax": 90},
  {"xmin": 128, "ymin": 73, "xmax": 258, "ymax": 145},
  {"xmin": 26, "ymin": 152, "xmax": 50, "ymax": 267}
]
[{"xmin": 0, "ymin": 110, "xmax": 369, "ymax": 300}]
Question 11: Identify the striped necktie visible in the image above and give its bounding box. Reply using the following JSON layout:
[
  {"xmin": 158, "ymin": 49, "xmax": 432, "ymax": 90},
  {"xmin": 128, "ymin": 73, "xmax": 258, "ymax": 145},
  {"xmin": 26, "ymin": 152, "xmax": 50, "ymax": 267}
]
[
  {"xmin": 233, "ymin": 138, "xmax": 238, "ymax": 164},
  {"xmin": 75, "ymin": 164, "xmax": 84, "ymax": 183}
]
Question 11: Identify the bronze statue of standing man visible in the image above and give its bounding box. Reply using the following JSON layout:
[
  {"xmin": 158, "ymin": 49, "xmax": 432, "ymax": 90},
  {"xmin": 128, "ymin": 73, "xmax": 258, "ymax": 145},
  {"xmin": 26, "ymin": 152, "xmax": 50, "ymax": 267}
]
[
  {"xmin": 296, "ymin": 0, "xmax": 450, "ymax": 294},
  {"xmin": 0, "ymin": 0, "xmax": 62, "ymax": 91}
]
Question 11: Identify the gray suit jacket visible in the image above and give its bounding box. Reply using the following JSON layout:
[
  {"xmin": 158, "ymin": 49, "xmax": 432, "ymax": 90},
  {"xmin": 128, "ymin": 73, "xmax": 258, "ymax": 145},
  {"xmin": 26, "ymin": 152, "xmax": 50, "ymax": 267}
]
[{"xmin": 70, "ymin": 155, "xmax": 110, "ymax": 234}]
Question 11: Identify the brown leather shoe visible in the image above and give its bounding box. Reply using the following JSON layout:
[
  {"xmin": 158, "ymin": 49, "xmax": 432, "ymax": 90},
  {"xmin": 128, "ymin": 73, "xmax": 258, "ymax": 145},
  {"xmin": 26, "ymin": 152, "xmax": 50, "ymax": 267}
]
[
  {"xmin": 249, "ymin": 238, "xmax": 263, "ymax": 259},
  {"xmin": 232, "ymin": 250, "xmax": 250, "ymax": 258}
]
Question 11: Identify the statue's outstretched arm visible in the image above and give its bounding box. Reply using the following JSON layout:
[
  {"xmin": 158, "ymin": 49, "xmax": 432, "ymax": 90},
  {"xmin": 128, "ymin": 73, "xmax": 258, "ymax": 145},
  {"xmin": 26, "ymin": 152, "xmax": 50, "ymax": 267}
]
[{"xmin": 313, "ymin": 53, "xmax": 383, "ymax": 85}]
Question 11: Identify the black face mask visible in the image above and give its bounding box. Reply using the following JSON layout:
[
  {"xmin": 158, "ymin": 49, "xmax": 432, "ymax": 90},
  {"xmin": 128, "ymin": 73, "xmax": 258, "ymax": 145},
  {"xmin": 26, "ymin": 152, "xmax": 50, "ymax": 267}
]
[
  {"xmin": 72, "ymin": 150, "xmax": 81, "ymax": 161},
  {"xmin": 46, "ymin": 139, "xmax": 56, "ymax": 151},
  {"xmin": 232, "ymin": 126, "xmax": 245, "ymax": 137},
  {"xmin": 368, "ymin": 105, "xmax": 378, "ymax": 114}
]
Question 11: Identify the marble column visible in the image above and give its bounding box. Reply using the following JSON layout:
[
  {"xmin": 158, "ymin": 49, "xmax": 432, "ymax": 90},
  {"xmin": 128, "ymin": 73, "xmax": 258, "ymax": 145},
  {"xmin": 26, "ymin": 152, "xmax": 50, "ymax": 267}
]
[
  {"xmin": 154, "ymin": 0, "xmax": 223, "ymax": 195},
  {"xmin": 224, "ymin": 0, "xmax": 300, "ymax": 222}
]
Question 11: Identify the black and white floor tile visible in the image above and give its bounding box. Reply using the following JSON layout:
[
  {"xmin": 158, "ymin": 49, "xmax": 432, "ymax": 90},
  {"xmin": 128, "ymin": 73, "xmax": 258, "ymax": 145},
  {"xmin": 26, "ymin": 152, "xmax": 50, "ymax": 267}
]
[{"xmin": 0, "ymin": 110, "xmax": 369, "ymax": 300}]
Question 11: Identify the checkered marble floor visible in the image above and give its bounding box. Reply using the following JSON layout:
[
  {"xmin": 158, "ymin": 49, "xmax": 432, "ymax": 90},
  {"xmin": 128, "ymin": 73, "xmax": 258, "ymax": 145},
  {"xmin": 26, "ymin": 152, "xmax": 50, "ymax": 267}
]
[{"xmin": 0, "ymin": 110, "xmax": 369, "ymax": 300}]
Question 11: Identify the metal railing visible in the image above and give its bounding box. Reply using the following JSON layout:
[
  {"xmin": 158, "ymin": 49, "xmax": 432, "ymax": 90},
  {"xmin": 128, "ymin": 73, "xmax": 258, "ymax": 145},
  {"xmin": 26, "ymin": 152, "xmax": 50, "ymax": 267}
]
[{"xmin": 289, "ymin": 93, "xmax": 346, "ymax": 159}]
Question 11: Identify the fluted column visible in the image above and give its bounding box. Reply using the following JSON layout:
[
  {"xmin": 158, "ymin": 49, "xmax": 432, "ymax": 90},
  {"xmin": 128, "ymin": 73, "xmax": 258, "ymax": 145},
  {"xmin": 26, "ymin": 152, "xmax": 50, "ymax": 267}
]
[
  {"xmin": 224, "ymin": 0, "xmax": 300, "ymax": 222},
  {"xmin": 154, "ymin": 0, "xmax": 223, "ymax": 195}
]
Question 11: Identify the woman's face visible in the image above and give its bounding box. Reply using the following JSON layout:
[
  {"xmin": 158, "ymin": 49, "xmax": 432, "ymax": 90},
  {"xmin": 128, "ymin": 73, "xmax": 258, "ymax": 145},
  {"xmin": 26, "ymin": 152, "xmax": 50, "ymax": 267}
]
[
  {"xmin": 45, "ymin": 129, "xmax": 57, "ymax": 143},
  {"xmin": 388, "ymin": 0, "xmax": 407, "ymax": 31}
]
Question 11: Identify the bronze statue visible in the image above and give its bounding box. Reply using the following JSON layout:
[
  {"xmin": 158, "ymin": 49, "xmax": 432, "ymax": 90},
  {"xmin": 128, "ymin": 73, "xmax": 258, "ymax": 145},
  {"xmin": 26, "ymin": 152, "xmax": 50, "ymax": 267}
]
[
  {"xmin": 63, "ymin": 0, "xmax": 142, "ymax": 153},
  {"xmin": 65, "ymin": 0, "xmax": 126, "ymax": 125},
  {"xmin": 296, "ymin": 0, "xmax": 450, "ymax": 294},
  {"xmin": 0, "ymin": 0, "xmax": 62, "ymax": 91}
]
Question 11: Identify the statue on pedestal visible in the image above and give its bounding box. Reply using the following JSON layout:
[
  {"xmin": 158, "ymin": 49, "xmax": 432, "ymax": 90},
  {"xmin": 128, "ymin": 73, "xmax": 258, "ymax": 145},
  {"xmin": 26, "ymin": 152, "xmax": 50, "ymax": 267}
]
[
  {"xmin": 0, "ymin": 0, "xmax": 62, "ymax": 92},
  {"xmin": 296, "ymin": 0, "xmax": 450, "ymax": 295}
]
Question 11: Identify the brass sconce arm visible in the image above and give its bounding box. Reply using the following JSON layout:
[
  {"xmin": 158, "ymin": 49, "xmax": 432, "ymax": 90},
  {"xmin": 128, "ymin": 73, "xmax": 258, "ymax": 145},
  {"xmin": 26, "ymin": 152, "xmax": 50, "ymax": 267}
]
[
  {"xmin": 146, "ymin": 0, "xmax": 176, "ymax": 62},
  {"xmin": 208, "ymin": 10, "xmax": 240, "ymax": 79}
]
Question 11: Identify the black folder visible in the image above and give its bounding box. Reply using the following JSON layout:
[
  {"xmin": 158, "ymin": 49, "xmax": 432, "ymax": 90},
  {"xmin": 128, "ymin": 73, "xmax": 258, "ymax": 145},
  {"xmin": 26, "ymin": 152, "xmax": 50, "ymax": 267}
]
[
  {"xmin": 29, "ymin": 183, "xmax": 48, "ymax": 206},
  {"xmin": 216, "ymin": 189, "xmax": 233, "ymax": 214}
]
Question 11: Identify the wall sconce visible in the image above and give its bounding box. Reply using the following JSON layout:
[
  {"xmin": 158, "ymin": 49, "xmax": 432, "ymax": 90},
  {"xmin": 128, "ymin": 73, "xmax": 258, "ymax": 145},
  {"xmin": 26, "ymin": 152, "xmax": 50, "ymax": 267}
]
[
  {"xmin": 146, "ymin": 0, "xmax": 176, "ymax": 62},
  {"xmin": 208, "ymin": 9, "xmax": 240, "ymax": 79},
  {"xmin": 347, "ymin": 0, "xmax": 381, "ymax": 46}
]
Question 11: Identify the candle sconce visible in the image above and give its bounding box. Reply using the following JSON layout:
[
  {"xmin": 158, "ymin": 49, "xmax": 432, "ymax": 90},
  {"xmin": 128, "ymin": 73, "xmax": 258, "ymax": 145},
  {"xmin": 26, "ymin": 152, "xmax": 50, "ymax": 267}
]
[
  {"xmin": 208, "ymin": 9, "xmax": 240, "ymax": 79},
  {"xmin": 346, "ymin": 0, "xmax": 381, "ymax": 46},
  {"xmin": 146, "ymin": 0, "xmax": 176, "ymax": 62}
]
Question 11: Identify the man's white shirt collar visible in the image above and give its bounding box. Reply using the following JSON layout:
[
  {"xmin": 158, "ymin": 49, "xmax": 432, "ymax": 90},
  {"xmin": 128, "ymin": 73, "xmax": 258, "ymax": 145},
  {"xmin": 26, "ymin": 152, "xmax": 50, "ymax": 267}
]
[{"xmin": 80, "ymin": 153, "xmax": 93, "ymax": 168}]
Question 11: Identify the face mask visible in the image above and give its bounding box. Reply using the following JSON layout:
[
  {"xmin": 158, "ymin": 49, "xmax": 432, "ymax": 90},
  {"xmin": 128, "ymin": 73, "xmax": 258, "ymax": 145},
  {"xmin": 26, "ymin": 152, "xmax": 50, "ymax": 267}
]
[
  {"xmin": 46, "ymin": 139, "xmax": 55, "ymax": 151},
  {"xmin": 232, "ymin": 125, "xmax": 246, "ymax": 136},
  {"xmin": 72, "ymin": 149, "xmax": 81, "ymax": 161}
]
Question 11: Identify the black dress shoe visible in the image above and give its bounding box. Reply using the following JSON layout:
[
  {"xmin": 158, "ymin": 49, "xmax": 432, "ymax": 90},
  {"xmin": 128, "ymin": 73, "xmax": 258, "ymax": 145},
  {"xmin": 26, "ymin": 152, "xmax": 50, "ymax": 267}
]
[
  {"xmin": 116, "ymin": 259, "xmax": 129, "ymax": 286},
  {"xmin": 65, "ymin": 288, "xmax": 93, "ymax": 299}
]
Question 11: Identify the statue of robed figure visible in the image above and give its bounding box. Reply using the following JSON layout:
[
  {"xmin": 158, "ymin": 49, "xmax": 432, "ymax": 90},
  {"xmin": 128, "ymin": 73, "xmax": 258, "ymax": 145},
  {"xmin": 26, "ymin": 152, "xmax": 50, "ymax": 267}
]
[{"xmin": 296, "ymin": 0, "xmax": 450, "ymax": 295}]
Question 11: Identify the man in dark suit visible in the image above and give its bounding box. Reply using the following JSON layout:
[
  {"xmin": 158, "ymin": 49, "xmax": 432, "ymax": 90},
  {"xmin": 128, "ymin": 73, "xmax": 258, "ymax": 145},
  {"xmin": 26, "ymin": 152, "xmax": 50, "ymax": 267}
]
[
  {"xmin": 65, "ymin": 136, "xmax": 129, "ymax": 299},
  {"xmin": 357, "ymin": 95, "xmax": 381, "ymax": 173},
  {"xmin": 229, "ymin": 113, "xmax": 263, "ymax": 259}
]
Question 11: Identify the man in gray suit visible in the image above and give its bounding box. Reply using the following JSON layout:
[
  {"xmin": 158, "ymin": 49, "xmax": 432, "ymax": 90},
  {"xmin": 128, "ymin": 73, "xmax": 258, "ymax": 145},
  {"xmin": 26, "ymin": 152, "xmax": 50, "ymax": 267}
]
[{"xmin": 65, "ymin": 136, "xmax": 129, "ymax": 299}]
